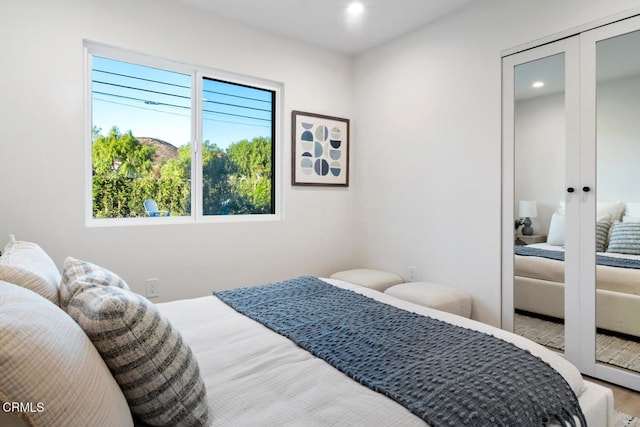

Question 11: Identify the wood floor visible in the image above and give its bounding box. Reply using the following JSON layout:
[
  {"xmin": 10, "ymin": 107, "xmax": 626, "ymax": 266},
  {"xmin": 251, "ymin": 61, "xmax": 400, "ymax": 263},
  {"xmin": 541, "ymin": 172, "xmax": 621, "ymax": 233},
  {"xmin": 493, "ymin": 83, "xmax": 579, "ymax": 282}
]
[{"xmin": 585, "ymin": 376, "xmax": 640, "ymax": 418}]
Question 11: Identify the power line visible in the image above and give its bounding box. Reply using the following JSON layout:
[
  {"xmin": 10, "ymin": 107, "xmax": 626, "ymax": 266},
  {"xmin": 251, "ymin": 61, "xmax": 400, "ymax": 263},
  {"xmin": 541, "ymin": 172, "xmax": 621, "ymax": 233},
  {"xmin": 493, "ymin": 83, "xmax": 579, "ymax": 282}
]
[
  {"xmin": 204, "ymin": 99, "xmax": 271, "ymax": 113},
  {"xmin": 202, "ymin": 107, "xmax": 271, "ymax": 122},
  {"xmin": 93, "ymin": 96, "xmax": 271, "ymax": 129},
  {"xmin": 93, "ymin": 90, "xmax": 188, "ymax": 109},
  {"xmin": 93, "ymin": 68, "xmax": 272, "ymax": 105},
  {"xmin": 93, "ymin": 90, "xmax": 271, "ymax": 122},
  {"xmin": 203, "ymin": 88, "xmax": 271, "ymax": 105},
  {"xmin": 93, "ymin": 80, "xmax": 190, "ymax": 101},
  {"xmin": 93, "ymin": 68, "xmax": 190, "ymax": 90},
  {"xmin": 93, "ymin": 79, "xmax": 272, "ymax": 114},
  {"xmin": 93, "ymin": 96, "xmax": 189, "ymax": 116}
]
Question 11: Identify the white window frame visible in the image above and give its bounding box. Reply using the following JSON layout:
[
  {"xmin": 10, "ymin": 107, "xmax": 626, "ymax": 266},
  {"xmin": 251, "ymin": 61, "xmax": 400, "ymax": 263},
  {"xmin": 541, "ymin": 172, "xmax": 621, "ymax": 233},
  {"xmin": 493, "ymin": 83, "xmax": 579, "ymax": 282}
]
[{"xmin": 84, "ymin": 41, "xmax": 282, "ymax": 227}]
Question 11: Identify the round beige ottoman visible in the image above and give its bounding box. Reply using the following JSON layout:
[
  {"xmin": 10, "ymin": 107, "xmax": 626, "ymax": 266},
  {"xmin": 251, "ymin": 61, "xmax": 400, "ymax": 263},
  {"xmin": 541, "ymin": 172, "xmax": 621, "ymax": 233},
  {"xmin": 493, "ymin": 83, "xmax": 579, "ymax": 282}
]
[
  {"xmin": 384, "ymin": 282, "xmax": 472, "ymax": 318},
  {"xmin": 329, "ymin": 269, "xmax": 404, "ymax": 292}
]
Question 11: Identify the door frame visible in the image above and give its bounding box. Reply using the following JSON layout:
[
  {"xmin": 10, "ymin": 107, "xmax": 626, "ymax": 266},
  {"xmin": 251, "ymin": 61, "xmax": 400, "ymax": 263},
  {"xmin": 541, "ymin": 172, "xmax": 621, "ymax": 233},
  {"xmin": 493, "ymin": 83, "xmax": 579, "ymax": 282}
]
[
  {"xmin": 502, "ymin": 13, "xmax": 640, "ymax": 392},
  {"xmin": 501, "ymin": 37, "xmax": 580, "ymax": 359},
  {"xmin": 579, "ymin": 14, "xmax": 640, "ymax": 390}
]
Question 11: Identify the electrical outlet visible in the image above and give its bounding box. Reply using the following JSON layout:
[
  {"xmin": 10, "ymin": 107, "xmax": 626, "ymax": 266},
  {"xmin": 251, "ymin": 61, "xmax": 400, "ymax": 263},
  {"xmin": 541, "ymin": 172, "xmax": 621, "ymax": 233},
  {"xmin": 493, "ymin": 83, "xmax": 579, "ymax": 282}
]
[
  {"xmin": 146, "ymin": 278, "xmax": 160, "ymax": 298},
  {"xmin": 408, "ymin": 266, "xmax": 417, "ymax": 282}
]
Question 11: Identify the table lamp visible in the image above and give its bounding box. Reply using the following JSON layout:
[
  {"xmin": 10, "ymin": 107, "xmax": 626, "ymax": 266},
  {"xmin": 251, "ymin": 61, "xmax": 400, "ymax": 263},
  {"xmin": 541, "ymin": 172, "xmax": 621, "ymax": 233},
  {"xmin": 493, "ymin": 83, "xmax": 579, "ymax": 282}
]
[{"xmin": 519, "ymin": 200, "xmax": 538, "ymax": 235}]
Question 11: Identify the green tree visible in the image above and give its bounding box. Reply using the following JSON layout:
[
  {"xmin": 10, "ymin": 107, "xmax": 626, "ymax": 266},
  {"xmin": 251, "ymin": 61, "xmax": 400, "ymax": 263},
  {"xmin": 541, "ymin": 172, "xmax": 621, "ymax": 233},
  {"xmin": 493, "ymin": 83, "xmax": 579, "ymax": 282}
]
[
  {"xmin": 226, "ymin": 137, "xmax": 273, "ymax": 214},
  {"xmin": 92, "ymin": 127, "xmax": 190, "ymax": 218},
  {"xmin": 202, "ymin": 142, "xmax": 237, "ymax": 215},
  {"xmin": 92, "ymin": 127, "xmax": 155, "ymax": 218},
  {"xmin": 93, "ymin": 175, "xmax": 134, "ymax": 218},
  {"xmin": 92, "ymin": 126, "xmax": 155, "ymax": 177},
  {"xmin": 91, "ymin": 129, "xmax": 273, "ymax": 218}
]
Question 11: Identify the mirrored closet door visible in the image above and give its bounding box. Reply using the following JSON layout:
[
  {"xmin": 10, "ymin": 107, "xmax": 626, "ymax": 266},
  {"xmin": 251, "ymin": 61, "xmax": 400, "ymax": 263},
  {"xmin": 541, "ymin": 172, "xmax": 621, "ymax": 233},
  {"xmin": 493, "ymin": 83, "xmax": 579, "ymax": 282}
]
[{"xmin": 502, "ymin": 14, "xmax": 640, "ymax": 391}]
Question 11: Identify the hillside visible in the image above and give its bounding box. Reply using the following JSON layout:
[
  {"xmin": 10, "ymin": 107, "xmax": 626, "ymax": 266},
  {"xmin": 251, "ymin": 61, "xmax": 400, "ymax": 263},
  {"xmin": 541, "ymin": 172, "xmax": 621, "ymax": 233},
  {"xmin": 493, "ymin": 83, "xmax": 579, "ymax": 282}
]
[{"xmin": 138, "ymin": 137, "xmax": 179, "ymax": 168}]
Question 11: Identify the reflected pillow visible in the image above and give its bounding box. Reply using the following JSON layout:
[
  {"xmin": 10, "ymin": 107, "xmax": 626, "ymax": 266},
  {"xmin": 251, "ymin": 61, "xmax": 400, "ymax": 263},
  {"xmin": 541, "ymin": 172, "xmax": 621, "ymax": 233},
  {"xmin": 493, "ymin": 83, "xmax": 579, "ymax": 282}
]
[
  {"xmin": 607, "ymin": 222, "xmax": 640, "ymax": 255},
  {"xmin": 595, "ymin": 221, "xmax": 612, "ymax": 252},
  {"xmin": 547, "ymin": 213, "xmax": 565, "ymax": 246},
  {"xmin": 625, "ymin": 202, "xmax": 640, "ymax": 217},
  {"xmin": 597, "ymin": 201, "xmax": 625, "ymax": 222}
]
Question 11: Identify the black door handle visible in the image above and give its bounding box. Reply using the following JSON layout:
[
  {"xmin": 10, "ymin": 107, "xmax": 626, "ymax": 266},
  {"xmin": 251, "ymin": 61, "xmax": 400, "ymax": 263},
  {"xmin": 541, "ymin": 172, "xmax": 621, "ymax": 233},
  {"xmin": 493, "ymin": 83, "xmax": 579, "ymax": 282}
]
[
  {"xmin": 583, "ymin": 186, "xmax": 590, "ymax": 192},
  {"xmin": 567, "ymin": 187, "xmax": 575, "ymax": 193}
]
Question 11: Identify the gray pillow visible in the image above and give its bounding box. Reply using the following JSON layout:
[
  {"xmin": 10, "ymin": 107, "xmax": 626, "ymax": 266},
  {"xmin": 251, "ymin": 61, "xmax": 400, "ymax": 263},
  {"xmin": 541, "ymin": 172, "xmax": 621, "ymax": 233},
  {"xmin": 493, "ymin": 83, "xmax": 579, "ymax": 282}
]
[
  {"xmin": 607, "ymin": 222, "xmax": 640, "ymax": 255},
  {"xmin": 61, "ymin": 257, "xmax": 209, "ymax": 426},
  {"xmin": 595, "ymin": 221, "xmax": 612, "ymax": 252},
  {"xmin": 59, "ymin": 256, "xmax": 129, "ymax": 310}
]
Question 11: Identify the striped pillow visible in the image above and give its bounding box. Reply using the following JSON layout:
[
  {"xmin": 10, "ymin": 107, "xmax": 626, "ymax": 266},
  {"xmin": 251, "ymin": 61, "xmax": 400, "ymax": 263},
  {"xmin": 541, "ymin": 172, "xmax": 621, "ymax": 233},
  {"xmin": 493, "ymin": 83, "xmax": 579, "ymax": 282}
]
[
  {"xmin": 607, "ymin": 222, "xmax": 640, "ymax": 255},
  {"xmin": 59, "ymin": 257, "xmax": 129, "ymax": 310},
  {"xmin": 61, "ymin": 259, "xmax": 209, "ymax": 426},
  {"xmin": 595, "ymin": 221, "xmax": 612, "ymax": 252}
]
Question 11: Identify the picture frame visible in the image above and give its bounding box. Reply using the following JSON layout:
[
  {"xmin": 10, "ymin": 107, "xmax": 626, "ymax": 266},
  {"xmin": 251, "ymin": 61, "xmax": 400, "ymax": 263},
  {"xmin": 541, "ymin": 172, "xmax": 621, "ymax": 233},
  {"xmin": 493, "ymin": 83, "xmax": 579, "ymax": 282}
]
[{"xmin": 291, "ymin": 110, "xmax": 350, "ymax": 186}]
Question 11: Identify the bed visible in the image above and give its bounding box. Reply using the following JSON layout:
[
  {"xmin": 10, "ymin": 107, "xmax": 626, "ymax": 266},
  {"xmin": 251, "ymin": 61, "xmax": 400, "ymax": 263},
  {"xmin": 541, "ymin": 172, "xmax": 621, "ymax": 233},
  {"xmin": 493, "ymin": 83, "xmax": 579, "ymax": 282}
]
[
  {"xmin": 514, "ymin": 201, "xmax": 640, "ymax": 338},
  {"xmin": 0, "ymin": 238, "xmax": 614, "ymax": 426}
]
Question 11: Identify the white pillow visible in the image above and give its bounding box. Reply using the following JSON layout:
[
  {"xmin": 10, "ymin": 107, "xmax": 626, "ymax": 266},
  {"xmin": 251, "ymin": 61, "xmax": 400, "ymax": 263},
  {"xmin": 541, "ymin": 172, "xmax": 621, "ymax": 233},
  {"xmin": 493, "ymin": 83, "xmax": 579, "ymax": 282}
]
[
  {"xmin": 60, "ymin": 257, "xmax": 210, "ymax": 426},
  {"xmin": 557, "ymin": 201, "xmax": 622, "ymax": 220},
  {"xmin": 0, "ymin": 238, "xmax": 60, "ymax": 305},
  {"xmin": 625, "ymin": 202, "xmax": 640, "ymax": 217},
  {"xmin": 547, "ymin": 213, "xmax": 565, "ymax": 246},
  {"xmin": 1, "ymin": 233, "xmax": 16, "ymax": 253},
  {"xmin": 597, "ymin": 201, "xmax": 625, "ymax": 222},
  {"xmin": 0, "ymin": 281, "xmax": 133, "ymax": 427},
  {"xmin": 623, "ymin": 215, "xmax": 640, "ymax": 223}
]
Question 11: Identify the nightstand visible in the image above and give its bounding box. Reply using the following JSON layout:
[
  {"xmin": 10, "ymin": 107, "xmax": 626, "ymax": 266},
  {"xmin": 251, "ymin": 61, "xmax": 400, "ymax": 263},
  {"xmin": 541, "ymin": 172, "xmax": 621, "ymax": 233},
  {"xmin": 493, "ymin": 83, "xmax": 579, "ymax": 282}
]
[{"xmin": 516, "ymin": 234, "xmax": 547, "ymax": 245}]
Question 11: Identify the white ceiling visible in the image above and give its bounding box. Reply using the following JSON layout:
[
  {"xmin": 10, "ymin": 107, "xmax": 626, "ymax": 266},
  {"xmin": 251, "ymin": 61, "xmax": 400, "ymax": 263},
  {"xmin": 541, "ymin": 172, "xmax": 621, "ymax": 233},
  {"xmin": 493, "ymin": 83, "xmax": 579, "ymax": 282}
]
[
  {"xmin": 515, "ymin": 30, "xmax": 640, "ymax": 100},
  {"xmin": 170, "ymin": 0, "xmax": 478, "ymax": 55}
]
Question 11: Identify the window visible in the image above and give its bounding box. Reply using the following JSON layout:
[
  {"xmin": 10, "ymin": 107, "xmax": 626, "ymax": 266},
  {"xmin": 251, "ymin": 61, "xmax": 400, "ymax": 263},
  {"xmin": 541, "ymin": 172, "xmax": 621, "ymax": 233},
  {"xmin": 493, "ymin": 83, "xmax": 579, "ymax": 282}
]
[
  {"xmin": 86, "ymin": 43, "xmax": 279, "ymax": 225},
  {"xmin": 201, "ymin": 78, "xmax": 275, "ymax": 215}
]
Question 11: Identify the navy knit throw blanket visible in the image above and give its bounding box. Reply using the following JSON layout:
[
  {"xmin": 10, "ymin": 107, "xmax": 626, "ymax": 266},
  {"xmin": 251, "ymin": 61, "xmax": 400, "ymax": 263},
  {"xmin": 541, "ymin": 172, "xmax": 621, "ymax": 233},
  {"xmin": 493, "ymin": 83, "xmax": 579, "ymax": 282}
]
[
  {"xmin": 516, "ymin": 245, "xmax": 640, "ymax": 270},
  {"xmin": 215, "ymin": 276, "xmax": 586, "ymax": 427}
]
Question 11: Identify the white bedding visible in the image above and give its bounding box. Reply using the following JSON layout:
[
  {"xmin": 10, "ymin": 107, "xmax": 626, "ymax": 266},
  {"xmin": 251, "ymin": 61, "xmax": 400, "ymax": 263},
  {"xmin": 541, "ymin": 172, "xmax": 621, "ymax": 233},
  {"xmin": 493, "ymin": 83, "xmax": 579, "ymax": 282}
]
[{"xmin": 156, "ymin": 278, "xmax": 614, "ymax": 426}]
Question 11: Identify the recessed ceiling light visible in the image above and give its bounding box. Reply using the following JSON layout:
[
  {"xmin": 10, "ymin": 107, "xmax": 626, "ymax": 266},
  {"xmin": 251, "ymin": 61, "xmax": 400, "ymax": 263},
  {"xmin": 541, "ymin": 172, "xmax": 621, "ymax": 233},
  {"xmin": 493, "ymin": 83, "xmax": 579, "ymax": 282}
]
[
  {"xmin": 347, "ymin": 2, "xmax": 365, "ymax": 15},
  {"xmin": 532, "ymin": 81, "xmax": 544, "ymax": 88}
]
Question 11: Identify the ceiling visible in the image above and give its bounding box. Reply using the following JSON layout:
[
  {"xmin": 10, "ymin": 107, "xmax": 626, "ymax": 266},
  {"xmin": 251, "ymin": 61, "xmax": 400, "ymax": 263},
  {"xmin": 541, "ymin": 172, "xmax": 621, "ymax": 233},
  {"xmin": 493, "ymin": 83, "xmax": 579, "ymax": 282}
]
[
  {"xmin": 170, "ymin": 0, "xmax": 478, "ymax": 55},
  {"xmin": 515, "ymin": 30, "xmax": 640, "ymax": 100}
]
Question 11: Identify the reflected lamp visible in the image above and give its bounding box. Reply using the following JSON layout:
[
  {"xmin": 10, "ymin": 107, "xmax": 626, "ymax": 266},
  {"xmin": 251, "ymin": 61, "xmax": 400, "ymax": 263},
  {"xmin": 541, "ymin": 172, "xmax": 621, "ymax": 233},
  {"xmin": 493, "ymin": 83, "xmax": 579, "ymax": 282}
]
[{"xmin": 519, "ymin": 200, "xmax": 538, "ymax": 236}]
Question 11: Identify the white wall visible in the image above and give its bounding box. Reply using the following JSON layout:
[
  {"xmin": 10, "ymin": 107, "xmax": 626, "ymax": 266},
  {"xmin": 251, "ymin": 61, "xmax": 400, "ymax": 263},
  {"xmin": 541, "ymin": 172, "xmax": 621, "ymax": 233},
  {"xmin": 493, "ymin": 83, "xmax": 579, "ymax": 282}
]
[
  {"xmin": 514, "ymin": 74, "xmax": 640, "ymax": 236},
  {"xmin": 3, "ymin": 0, "xmax": 640, "ymax": 324},
  {"xmin": 353, "ymin": 0, "xmax": 640, "ymax": 325},
  {"xmin": 515, "ymin": 93, "xmax": 565, "ymax": 235},
  {"xmin": 597, "ymin": 75, "xmax": 640, "ymax": 203},
  {"xmin": 0, "ymin": 0, "xmax": 357, "ymax": 301}
]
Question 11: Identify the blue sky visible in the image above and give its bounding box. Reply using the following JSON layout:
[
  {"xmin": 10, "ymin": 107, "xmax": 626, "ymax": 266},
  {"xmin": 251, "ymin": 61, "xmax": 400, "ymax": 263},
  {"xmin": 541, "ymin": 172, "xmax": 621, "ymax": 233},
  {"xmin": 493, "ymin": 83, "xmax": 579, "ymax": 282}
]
[{"xmin": 92, "ymin": 56, "xmax": 272, "ymax": 149}]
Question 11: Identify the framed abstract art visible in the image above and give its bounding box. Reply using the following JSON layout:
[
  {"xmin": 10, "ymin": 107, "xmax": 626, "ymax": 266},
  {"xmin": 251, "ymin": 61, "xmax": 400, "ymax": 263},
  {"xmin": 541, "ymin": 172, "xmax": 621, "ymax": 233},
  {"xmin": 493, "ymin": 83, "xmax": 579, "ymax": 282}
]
[{"xmin": 291, "ymin": 110, "xmax": 350, "ymax": 186}]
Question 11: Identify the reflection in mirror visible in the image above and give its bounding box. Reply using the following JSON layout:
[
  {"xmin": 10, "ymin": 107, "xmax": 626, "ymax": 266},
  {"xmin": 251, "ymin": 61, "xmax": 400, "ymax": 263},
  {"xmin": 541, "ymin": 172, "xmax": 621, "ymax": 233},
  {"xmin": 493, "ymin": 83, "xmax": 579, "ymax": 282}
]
[
  {"xmin": 595, "ymin": 29, "xmax": 640, "ymax": 374},
  {"xmin": 512, "ymin": 53, "xmax": 566, "ymax": 354}
]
